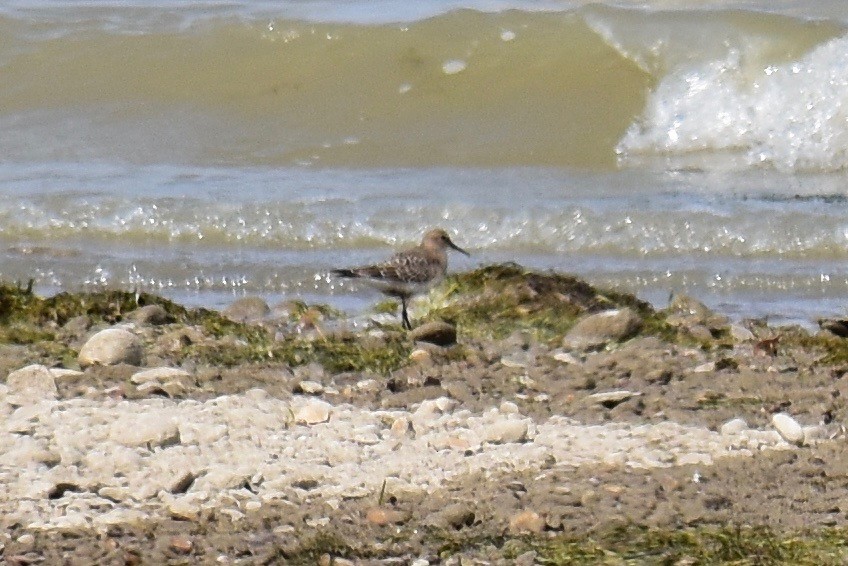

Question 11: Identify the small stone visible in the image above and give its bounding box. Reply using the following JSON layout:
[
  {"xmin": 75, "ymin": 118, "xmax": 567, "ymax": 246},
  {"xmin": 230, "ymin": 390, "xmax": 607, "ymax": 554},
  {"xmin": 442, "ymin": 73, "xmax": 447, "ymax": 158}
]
[
  {"xmin": 552, "ymin": 351, "xmax": 580, "ymax": 364},
  {"xmin": 500, "ymin": 354, "xmax": 528, "ymax": 368},
  {"xmin": 508, "ymin": 510, "xmax": 545, "ymax": 534},
  {"xmin": 131, "ymin": 367, "xmax": 190, "ymax": 385},
  {"xmin": 78, "ymin": 328, "xmax": 144, "ymax": 367},
  {"xmin": 294, "ymin": 399, "xmax": 332, "ymax": 424},
  {"xmin": 6, "ymin": 364, "xmax": 58, "ymax": 403},
  {"xmin": 409, "ymin": 348, "xmax": 432, "ymax": 363},
  {"xmin": 729, "ymin": 324, "xmax": 755, "ymax": 342},
  {"xmin": 685, "ymin": 324, "xmax": 715, "ymax": 342},
  {"xmin": 111, "ymin": 414, "xmax": 180, "ymax": 448},
  {"xmin": 720, "ymin": 418, "xmax": 748, "ymax": 436},
  {"xmin": 585, "ymin": 390, "xmax": 640, "ymax": 408},
  {"xmin": 390, "ymin": 417, "xmax": 411, "ymax": 437},
  {"xmin": 167, "ymin": 498, "xmax": 201, "ymax": 521},
  {"xmin": 484, "ymin": 419, "xmax": 529, "ymax": 444},
  {"xmin": 365, "ymin": 506, "xmax": 411, "ymax": 526},
  {"xmin": 169, "ymin": 536, "xmax": 193, "ymax": 554},
  {"xmin": 772, "ymin": 412, "xmax": 805, "ymax": 446},
  {"xmin": 692, "ymin": 362, "xmax": 716, "ymax": 373},
  {"xmin": 562, "ymin": 308, "xmax": 642, "ymax": 351},
  {"xmin": 426, "ymin": 503, "xmax": 475, "ymax": 530},
  {"xmin": 127, "ymin": 304, "xmax": 171, "ymax": 325},
  {"xmin": 222, "ymin": 296, "xmax": 270, "ymax": 323},
  {"xmin": 409, "ymin": 321, "xmax": 457, "ymax": 346},
  {"xmin": 294, "ymin": 380, "xmax": 324, "ymax": 395}
]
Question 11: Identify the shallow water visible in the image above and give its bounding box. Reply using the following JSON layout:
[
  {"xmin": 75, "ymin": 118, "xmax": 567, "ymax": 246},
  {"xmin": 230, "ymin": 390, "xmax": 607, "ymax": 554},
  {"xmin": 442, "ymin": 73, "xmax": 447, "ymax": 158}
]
[{"xmin": 3, "ymin": 1, "xmax": 848, "ymax": 326}]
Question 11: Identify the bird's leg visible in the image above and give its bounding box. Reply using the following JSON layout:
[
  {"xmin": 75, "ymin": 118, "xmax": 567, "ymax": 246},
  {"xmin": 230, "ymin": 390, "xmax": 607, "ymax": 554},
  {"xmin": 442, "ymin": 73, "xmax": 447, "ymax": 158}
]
[{"xmin": 401, "ymin": 297, "xmax": 412, "ymax": 330}]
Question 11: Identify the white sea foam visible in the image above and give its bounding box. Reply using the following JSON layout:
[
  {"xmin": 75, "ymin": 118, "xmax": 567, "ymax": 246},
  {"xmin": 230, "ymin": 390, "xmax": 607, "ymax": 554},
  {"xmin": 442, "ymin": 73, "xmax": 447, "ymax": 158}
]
[{"xmin": 618, "ymin": 34, "xmax": 848, "ymax": 173}]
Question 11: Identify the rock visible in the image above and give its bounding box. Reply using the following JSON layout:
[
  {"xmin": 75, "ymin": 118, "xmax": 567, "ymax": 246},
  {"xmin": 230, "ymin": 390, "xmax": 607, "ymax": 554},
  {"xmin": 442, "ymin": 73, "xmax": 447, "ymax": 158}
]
[
  {"xmin": 78, "ymin": 328, "xmax": 144, "ymax": 367},
  {"xmin": 111, "ymin": 414, "xmax": 181, "ymax": 448},
  {"xmin": 365, "ymin": 506, "xmax": 411, "ymax": 526},
  {"xmin": 409, "ymin": 321, "xmax": 457, "ymax": 346},
  {"xmin": 685, "ymin": 324, "xmax": 715, "ymax": 342},
  {"xmin": 131, "ymin": 367, "xmax": 190, "ymax": 385},
  {"xmin": 720, "ymin": 418, "xmax": 748, "ymax": 436},
  {"xmin": 222, "ymin": 296, "xmax": 270, "ymax": 323},
  {"xmin": 294, "ymin": 399, "xmax": 332, "ymax": 424},
  {"xmin": 409, "ymin": 348, "xmax": 432, "ymax": 363},
  {"xmin": 5, "ymin": 364, "xmax": 58, "ymax": 403},
  {"xmin": 508, "ymin": 510, "xmax": 545, "ymax": 534},
  {"xmin": 729, "ymin": 324, "xmax": 755, "ymax": 342},
  {"xmin": 132, "ymin": 367, "xmax": 191, "ymax": 397},
  {"xmin": 127, "ymin": 304, "xmax": 171, "ymax": 325},
  {"xmin": 693, "ymin": 362, "xmax": 716, "ymax": 373},
  {"xmin": 552, "ymin": 350, "xmax": 580, "ymax": 364},
  {"xmin": 294, "ymin": 380, "xmax": 324, "ymax": 395},
  {"xmin": 167, "ymin": 498, "xmax": 201, "ymax": 521},
  {"xmin": 484, "ymin": 419, "xmax": 530, "ymax": 444},
  {"xmin": 426, "ymin": 503, "xmax": 475, "ymax": 530},
  {"xmin": 772, "ymin": 412, "xmax": 805, "ymax": 446},
  {"xmin": 169, "ymin": 536, "xmax": 193, "ymax": 554},
  {"xmin": 390, "ymin": 417, "xmax": 412, "ymax": 437},
  {"xmin": 48, "ymin": 368, "xmax": 85, "ymax": 381},
  {"xmin": 562, "ymin": 308, "xmax": 642, "ymax": 351},
  {"xmin": 585, "ymin": 390, "xmax": 641, "ymax": 409}
]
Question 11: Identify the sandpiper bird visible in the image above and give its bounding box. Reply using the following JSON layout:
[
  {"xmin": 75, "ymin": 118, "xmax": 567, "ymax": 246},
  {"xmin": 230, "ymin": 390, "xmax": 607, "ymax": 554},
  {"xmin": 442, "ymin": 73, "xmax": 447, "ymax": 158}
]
[{"xmin": 332, "ymin": 228, "xmax": 470, "ymax": 330}]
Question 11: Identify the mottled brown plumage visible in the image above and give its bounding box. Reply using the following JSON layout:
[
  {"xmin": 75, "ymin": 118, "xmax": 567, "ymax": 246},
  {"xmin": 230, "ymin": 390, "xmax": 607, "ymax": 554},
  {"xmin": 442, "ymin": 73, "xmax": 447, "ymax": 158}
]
[{"xmin": 332, "ymin": 229, "xmax": 470, "ymax": 329}]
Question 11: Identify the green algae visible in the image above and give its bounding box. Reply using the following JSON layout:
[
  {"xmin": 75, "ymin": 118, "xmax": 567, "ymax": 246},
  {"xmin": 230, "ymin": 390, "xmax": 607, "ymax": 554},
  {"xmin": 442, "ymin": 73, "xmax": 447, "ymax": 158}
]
[
  {"xmin": 423, "ymin": 526, "xmax": 848, "ymax": 565},
  {"xmin": 428, "ymin": 263, "xmax": 673, "ymax": 343},
  {"xmin": 520, "ymin": 525, "xmax": 848, "ymax": 565}
]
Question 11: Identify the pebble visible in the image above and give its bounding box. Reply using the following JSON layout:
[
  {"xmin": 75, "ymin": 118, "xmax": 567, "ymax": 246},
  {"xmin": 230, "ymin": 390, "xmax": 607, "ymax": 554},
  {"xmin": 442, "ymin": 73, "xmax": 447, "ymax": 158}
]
[
  {"xmin": 167, "ymin": 498, "xmax": 201, "ymax": 521},
  {"xmin": 508, "ymin": 510, "xmax": 545, "ymax": 534},
  {"xmin": 110, "ymin": 414, "xmax": 180, "ymax": 448},
  {"xmin": 6, "ymin": 364, "xmax": 58, "ymax": 403},
  {"xmin": 78, "ymin": 328, "xmax": 144, "ymax": 367},
  {"xmin": 552, "ymin": 350, "xmax": 580, "ymax": 364},
  {"xmin": 729, "ymin": 324, "xmax": 755, "ymax": 342},
  {"xmin": 409, "ymin": 348, "xmax": 432, "ymax": 363},
  {"xmin": 484, "ymin": 419, "xmax": 530, "ymax": 444},
  {"xmin": 169, "ymin": 535, "xmax": 193, "ymax": 554},
  {"xmin": 585, "ymin": 390, "xmax": 640, "ymax": 408},
  {"xmin": 720, "ymin": 418, "xmax": 748, "ymax": 436},
  {"xmin": 365, "ymin": 506, "xmax": 410, "ymax": 526},
  {"xmin": 772, "ymin": 412, "xmax": 805, "ymax": 446},
  {"xmin": 127, "ymin": 304, "xmax": 171, "ymax": 325},
  {"xmin": 131, "ymin": 367, "xmax": 190, "ymax": 385},
  {"xmin": 295, "ymin": 380, "xmax": 325, "ymax": 395},
  {"xmin": 294, "ymin": 399, "xmax": 332, "ymax": 424},
  {"xmin": 562, "ymin": 308, "xmax": 642, "ymax": 351}
]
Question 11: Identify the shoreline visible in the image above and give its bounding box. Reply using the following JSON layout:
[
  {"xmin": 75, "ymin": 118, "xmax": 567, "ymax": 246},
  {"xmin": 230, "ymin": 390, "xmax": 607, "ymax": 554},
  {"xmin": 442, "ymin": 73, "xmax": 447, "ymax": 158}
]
[{"xmin": 2, "ymin": 264, "xmax": 848, "ymax": 564}]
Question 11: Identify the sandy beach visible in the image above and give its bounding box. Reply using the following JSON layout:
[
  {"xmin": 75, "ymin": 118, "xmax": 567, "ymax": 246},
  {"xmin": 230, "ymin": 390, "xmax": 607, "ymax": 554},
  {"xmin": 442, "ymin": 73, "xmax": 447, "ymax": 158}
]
[{"xmin": 2, "ymin": 264, "xmax": 848, "ymax": 564}]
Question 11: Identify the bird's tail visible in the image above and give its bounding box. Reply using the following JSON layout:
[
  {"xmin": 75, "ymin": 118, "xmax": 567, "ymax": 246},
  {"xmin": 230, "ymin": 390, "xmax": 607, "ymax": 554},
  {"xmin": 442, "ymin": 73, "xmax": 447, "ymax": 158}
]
[{"xmin": 331, "ymin": 269, "xmax": 358, "ymax": 278}]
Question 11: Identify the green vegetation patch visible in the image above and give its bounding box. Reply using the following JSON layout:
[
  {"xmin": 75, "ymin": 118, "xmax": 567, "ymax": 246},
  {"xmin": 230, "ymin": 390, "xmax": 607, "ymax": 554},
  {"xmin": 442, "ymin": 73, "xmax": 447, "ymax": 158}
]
[
  {"xmin": 429, "ymin": 263, "xmax": 672, "ymax": 342},
  {"xmin": 787, "ymin": 327, "xmax": 848, "ymax": 366},
  {"xmin": 522, "ymin": 525, "xmax": 848, "ymax": 565}
]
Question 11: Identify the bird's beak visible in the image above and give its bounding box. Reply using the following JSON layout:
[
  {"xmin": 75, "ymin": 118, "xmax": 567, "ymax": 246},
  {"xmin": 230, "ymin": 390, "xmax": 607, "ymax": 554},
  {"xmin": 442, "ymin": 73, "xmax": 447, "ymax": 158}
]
[{"xmin": 448, "ymin": 239, "xmax": 470, "ymax": 257}]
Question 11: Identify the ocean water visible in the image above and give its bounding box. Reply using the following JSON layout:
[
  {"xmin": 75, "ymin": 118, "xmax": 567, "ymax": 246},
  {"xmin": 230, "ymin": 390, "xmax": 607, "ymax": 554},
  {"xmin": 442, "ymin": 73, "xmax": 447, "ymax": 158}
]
[{"xmin": 3, "ymin": 0, "xmax": 848, "ymax": 325}]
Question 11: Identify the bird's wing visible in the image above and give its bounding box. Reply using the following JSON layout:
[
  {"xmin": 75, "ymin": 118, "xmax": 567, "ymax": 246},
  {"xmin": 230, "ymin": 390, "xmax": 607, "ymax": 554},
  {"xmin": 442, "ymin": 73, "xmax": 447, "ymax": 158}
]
[{"xmin": 352, "ymin": 251, "xmax": 441, "ymax": 284}]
